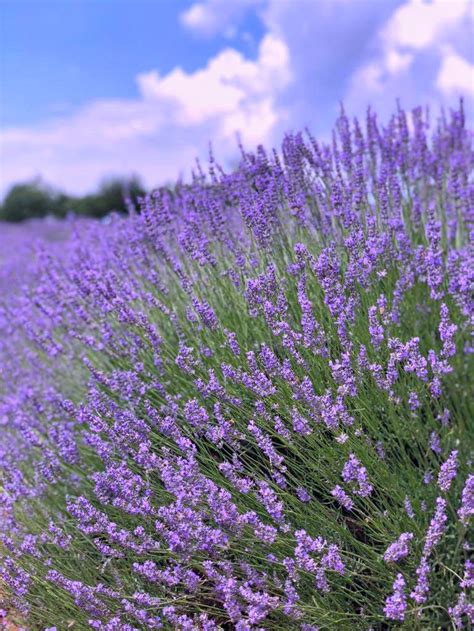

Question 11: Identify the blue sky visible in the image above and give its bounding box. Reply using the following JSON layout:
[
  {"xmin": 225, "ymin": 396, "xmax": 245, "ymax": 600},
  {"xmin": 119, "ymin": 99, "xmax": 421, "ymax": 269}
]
[
  {"xmin": 1, "ymin": 1, "xmax": 265, "ymax": 126},
  {"xmin": 1, "ymin": 0, "xmax": 473, "ymax": 196}
]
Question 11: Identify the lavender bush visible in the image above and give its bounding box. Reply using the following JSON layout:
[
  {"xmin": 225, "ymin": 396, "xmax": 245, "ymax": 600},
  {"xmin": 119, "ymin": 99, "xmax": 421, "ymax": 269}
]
[{"xmin": 0, "ymin": 103, "xmax": 473, "ymax": 630}]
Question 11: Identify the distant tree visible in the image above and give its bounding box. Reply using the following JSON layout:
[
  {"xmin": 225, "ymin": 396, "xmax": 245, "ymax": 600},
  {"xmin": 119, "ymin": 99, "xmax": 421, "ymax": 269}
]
[
  {"xmin": 0, "ymin": 176, "xmax": 146, "ymax": 222},
  {"xmin": 0, "ymin": 179, "xmax": 67, "ymax": 222},
  {"xmin": 69, "ymin": 176, "xmax": 146, "ymax": 219}
]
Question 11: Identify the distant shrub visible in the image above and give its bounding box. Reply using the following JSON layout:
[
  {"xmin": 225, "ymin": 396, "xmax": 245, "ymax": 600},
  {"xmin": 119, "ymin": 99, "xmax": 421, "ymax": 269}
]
[
  {"xmin": 0, "ymin": 176, "xmax": 145, "ymax": 222},
  {"xmin": 0, "ymin": 179, "xmax": 67, "ymax": 222}
]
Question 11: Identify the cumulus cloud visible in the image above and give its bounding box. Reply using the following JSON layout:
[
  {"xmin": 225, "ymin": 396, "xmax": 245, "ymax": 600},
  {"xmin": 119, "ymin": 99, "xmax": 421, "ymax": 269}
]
[
  {"xmin": 437, "ymin": 47, "xmax": 474, "ymax": 95},
  {"xmin": 136, "ymin": 33, "xmax": 290, "ymax": 134},
  {"xmin": 258, "ymin": 0, "xmax": 403, "ymax": 134},
  {"xmin": 344, "ymin": 0, "xmax": 473, "ymax": 116},
  {"xmin": 381, "ymin": 0, "xmax": 469, "ymax": 50},
  {"xmin": 180, "ymin": 0, "xmax": 260, "ymax": 38},
  {"xmin": 183, "ymin": 0, "xmax": 472, "ymax": 132},
  {"xmin": 0, "ymin": 33, "xmax": 290, "ymax": 196}
]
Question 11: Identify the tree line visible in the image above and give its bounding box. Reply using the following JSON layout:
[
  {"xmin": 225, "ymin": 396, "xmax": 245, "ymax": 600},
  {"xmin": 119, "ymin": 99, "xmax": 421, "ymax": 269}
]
[{"xmin": 0, "ymin": 176, "xmax": 146, "ymax": 222}]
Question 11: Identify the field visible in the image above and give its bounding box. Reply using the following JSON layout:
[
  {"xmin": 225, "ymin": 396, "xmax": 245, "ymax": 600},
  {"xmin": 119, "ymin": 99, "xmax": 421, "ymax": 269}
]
[{"xmin": 0, "ymin": 104, "xmax": 473, "ymax": 630}]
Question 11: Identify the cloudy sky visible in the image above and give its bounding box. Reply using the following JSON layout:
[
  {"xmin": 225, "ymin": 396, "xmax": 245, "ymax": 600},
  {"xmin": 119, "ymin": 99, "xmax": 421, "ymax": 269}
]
[{"xmin": 1, "ymin": 0, "xmax": 473, "ymax": 197}]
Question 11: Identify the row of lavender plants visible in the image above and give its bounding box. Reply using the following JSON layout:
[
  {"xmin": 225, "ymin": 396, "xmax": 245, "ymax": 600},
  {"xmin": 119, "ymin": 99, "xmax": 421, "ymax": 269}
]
[{"xmin": 0, "ymin": 103, "xmax": 473, "ymax": 630}]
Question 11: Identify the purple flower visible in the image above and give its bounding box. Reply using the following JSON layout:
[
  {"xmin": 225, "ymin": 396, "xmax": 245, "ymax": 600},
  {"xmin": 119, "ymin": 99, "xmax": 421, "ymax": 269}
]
[
  {"xmin": 192, "ymin": 298, "xmax": 218, "ymax": 330},
  {"xmin": 411, "ymin": 556, "xmax": 431, "ymax": 605},
  {"xmin": 384, "ymin": 573, "xmax": 407, "ymax": 621},
  {"xmin": 449, "ymin": 592, "xmax": 474, "ymax": 629},
  {"xmin": 439, "ymin": 303, "xmax": 457, "ymax": 358},
  {"xmin": 408, "ymin": 391, "xmax": 420, "ymax": 410},
  {"xmin": 411, "ymin": 497, "xmax": 448, "ymax": 605},
  {"xmin": 423, "ymin": 471, "xmax": 434, "ymax": 485},
  {"xmin": 438, "ymin": 450, "xmax": 459, "ymax": 492},
  {"xmin": 292, "ymin": 529, "xmax": 344, "ymax": 592},
  {"xmin": 461, "ymin": 560, "xmax": 474, "ymax": 589},
  {"xmin": 458, "ymin": 474, "xmax": 474, "ymax": 525},
  {"xmin": 342, "ymin": 454, "xmax": 373, "ymax": 497},
  {"xmin": 404, "ymin": 496, "xmax": 415, "ymax": 519},
  {"xmin": 224, "ymin": 329, "xmax": 241, "ymax": 356},
  {"xmin": 331, "ymin": 485, "xmax": 354, "ymax": 511},
  {"xmin": 256, "ymin": 481, "xmax": 284, "ymax": 521},
  {"xmin": 368, "ymin": 305, "xmax": 384, "ymax": 350},
  {"xmin": 383, "ymin": 532, "xmax": 414, "ymax": 563},
  {"xmin": 423, "ymin": 497, "xmax": 448, "ymax": 555},
  {"xmin": 296, "ymin": 487, "xmax": 311, "ymax": 503},
  {"xmin": 430, "ymin": 431, "xmax": 442, "ymax": 455},
  {"xmin": 292, "ymin": 409, "xmax": 312, "ymax": 436}
]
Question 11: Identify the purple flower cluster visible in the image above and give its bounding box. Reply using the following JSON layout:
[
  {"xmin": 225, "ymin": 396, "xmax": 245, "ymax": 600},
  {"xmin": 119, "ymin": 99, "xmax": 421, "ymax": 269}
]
[
  {"xmin": 383, "ymin": 532, "xmax": 414, "ymax": 563},
  {"xmin": 410, "ymin": 497, "xmax": 448, "ymax": 605},
  {"xmin": 438, "ymin": 450, "xmax": 459, "ymax": 492},
  {"xmin": 341, "ymin": 454, "xmax": 373, "ymax": 498},
  {"xmin": 0, "ymin": 102, "xmax": 472, "ymax": 629},
  {"xmin": 449, "ymin": 560, "xmax": 474, "ymax": 629},
  {"xmin": 331, "ymin": 485, "xmax": 354, "ymax": 511},
  {"xmin": 384, "ymin": 573, "xmax": 407, "ymax": 621},
  {"xmin": 293, "ymin": 529, "xmax": 345, "ymax": 593},
  {"xmin": 458, "ymin": 475, "xmax": 474, "ymax": 525}
]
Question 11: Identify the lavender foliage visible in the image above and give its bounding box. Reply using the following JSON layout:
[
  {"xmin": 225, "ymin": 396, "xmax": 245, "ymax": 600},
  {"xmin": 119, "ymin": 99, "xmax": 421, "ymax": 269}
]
[{"xmin": 0, "ymin": 102, "xmax": 473, "ymax": 630}]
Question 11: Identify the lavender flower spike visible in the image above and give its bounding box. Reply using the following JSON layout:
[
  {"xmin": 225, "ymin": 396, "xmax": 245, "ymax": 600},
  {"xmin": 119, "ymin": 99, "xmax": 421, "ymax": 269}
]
[
  {"xmin": 438, "ymin": 450, "xmax": 459, "ymax": 492},
  {"xmin": 457, "ymin": 475, "xmax": 474, "ymax": 525},
  {"xmin": 384, "ymin": 573, "xmax": 408, "ymax": 621},
  {"xmin": 383, "ymin": 532, "xmax": 414, "ymax": 563}
]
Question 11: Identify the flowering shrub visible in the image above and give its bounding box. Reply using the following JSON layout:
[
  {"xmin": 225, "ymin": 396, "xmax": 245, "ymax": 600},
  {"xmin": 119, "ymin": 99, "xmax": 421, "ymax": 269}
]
[{"xmin": 0, "ymin": 103, "xmax": 473, "ymax": 630}]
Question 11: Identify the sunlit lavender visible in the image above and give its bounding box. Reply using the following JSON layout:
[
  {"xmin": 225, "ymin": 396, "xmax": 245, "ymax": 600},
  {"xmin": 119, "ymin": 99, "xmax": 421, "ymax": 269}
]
[{"xmin": 0, "ymin": 103, "xmax": 473, "ymax": 630}]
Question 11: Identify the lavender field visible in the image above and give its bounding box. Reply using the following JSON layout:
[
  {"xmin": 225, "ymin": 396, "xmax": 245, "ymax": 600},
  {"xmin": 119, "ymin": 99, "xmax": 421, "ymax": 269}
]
[{"xmin": 0, "ymin": 104, "xmax": 473, "ymax": 630}]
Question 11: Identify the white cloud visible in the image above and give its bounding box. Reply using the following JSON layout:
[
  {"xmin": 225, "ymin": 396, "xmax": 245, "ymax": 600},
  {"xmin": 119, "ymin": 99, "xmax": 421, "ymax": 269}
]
[
  {"xmin": 349, "ymin": 0, "xmax": 471, "ymax": 91},
  {"xmin": 344, "ymin": 0, "xmax": 473, "ymax": 117},
  {"xmin": 382, "ymin": 0, "xmax": 469, "ymax": 50},
  {"xmin": 385, "ymin": 49, "xmax": 414, "ymax": 74},
  {"xmin": 0, "ymin": 33, "xmax": 290, "ymax": 196},
  {"xmin": 248, "ymin": 0, "xmax": 473, "ymax": 137},
  {"xmin": 180, "ymin": 0, "xmax": 260, "ymax": 38},
  {"xmin": 437, "ymin": 47, "xmax": 474, "ymax": 95},
  {"xmin": 136, "ymin": 34, "xmax": 290, "ymax": 133}
]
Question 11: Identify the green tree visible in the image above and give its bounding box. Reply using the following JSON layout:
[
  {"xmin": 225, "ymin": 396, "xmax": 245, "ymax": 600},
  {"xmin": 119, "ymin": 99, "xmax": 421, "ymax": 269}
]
[
  {"xmin": 70, "ymin": 176, "xmax": 146, "ymax": 219},
  {"xmin": 0, "ymin": 179, "xmax": 67, "ymax": 222},
  {"xmin": 0, "ymin": 176, "xmax": 146, "ymax": 222}
]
